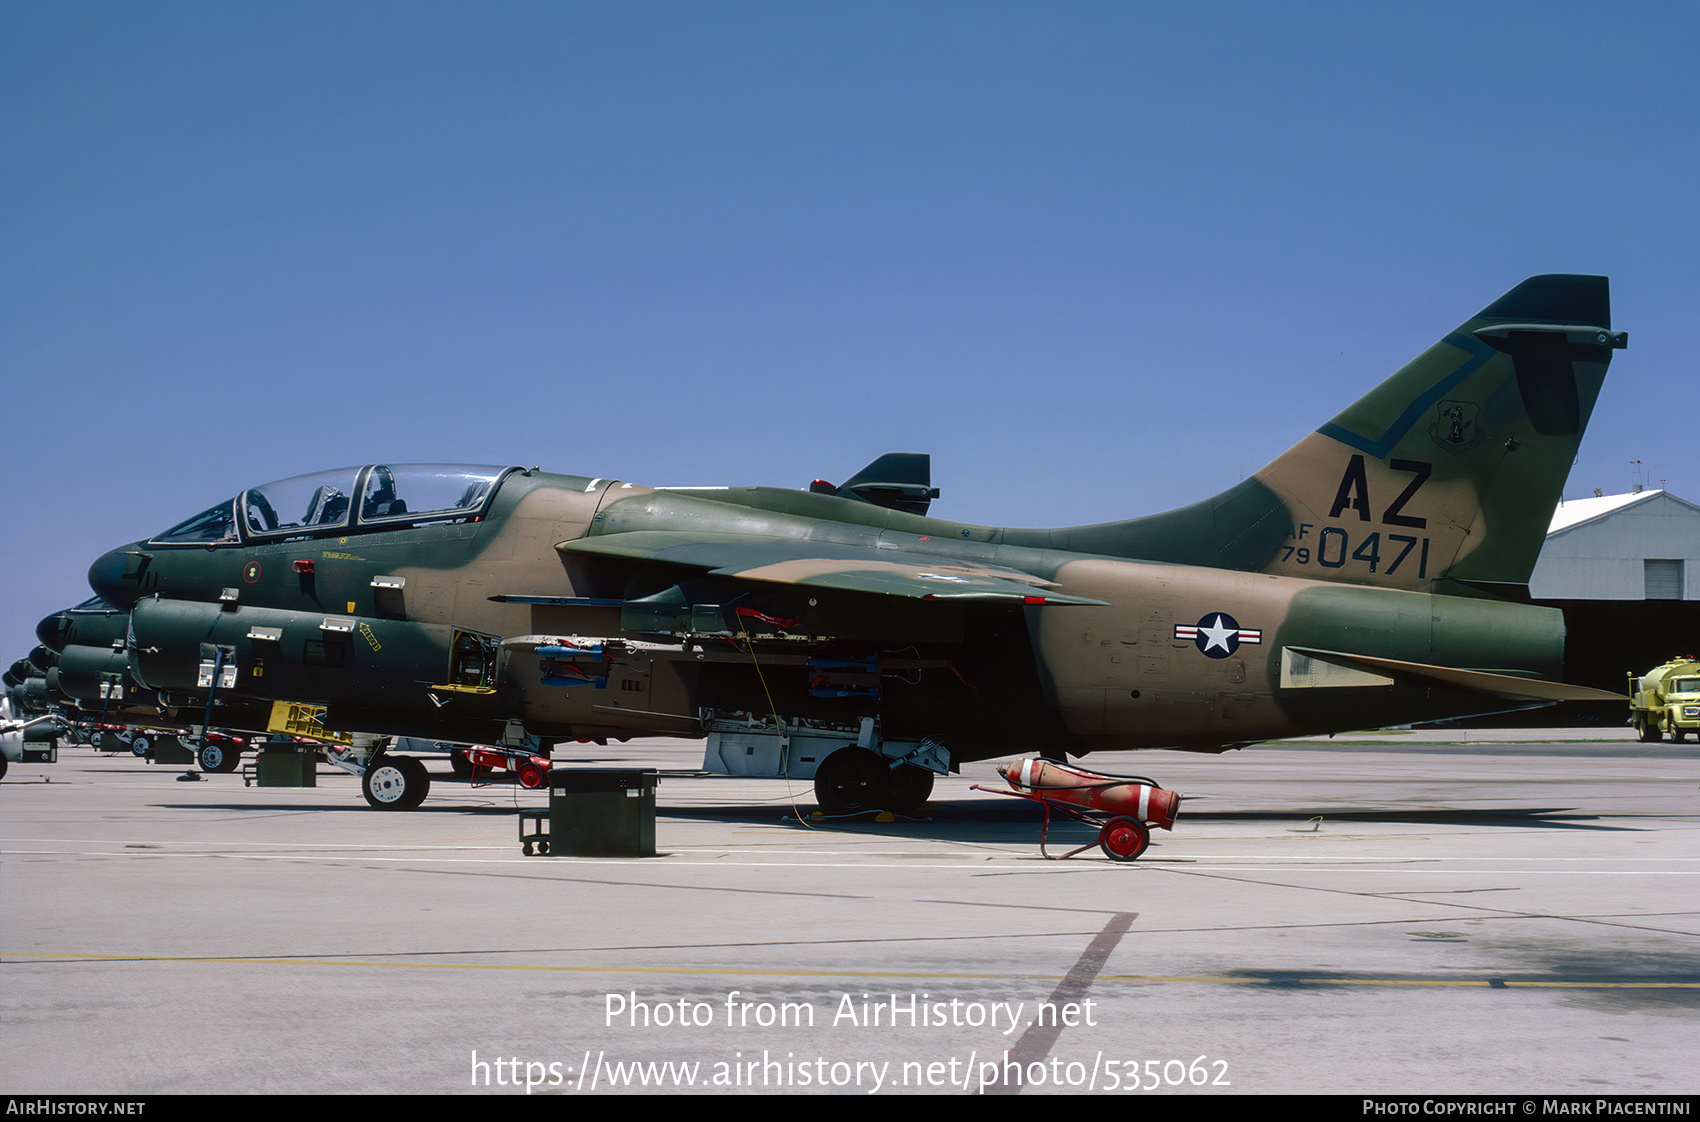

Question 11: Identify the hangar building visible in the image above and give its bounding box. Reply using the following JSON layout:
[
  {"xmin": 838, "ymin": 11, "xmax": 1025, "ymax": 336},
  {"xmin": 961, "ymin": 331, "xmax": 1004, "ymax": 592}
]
[
  {"xmin": 1527, "ymin": 488, "xmax": 1700, "ymax": 711},
  {"xmin": 1530, "ymin": 489, "xmax": 1700, "ymax": 601}
]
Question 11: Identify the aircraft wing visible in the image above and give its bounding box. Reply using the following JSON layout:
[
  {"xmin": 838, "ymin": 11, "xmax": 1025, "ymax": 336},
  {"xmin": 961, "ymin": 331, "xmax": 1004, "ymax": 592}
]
[
  {"xmin": 556, "ymin": 531, "xmax": 1108, "ymax": 605},
  {"xmin": 1287, "ymin": 647, "xmax": 1625, "ymax": 702}
]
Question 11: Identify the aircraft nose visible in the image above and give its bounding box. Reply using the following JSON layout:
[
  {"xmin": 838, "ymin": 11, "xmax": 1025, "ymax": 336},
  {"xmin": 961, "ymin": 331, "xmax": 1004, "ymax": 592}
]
[
  {"xmin": 34, "ymin": 612, "xmax": 69, "ymax": 652},
  {"xmin": 87, "ymin": 544, "xmax": 144, "ymax": 612}
]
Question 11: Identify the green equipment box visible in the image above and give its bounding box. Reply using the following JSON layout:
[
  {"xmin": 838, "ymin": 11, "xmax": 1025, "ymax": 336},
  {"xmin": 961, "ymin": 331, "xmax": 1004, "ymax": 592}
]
[
  {"xmin": 547, "ymin": 769, "xmax": 657, "ymax": 857},
  {"xmin": 255, "ymin": 742, "xmax": 318, "ymax": 787}
]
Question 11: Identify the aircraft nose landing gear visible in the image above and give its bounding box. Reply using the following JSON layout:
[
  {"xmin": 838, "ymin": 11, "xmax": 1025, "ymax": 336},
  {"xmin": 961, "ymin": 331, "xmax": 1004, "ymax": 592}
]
[
  {"xmin": 195, "ymin": 737, "xmax": 243, "ymax": 773},
  {"xmin": 361, "ymin": 756, "xmax": 430, "ymax": 810}
]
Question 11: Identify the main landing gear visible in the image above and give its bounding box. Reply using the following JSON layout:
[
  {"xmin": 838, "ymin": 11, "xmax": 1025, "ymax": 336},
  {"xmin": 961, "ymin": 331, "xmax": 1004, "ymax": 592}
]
[{"xmin": 813, "ymin": 747, "xmax": 935, "ymax": 815}]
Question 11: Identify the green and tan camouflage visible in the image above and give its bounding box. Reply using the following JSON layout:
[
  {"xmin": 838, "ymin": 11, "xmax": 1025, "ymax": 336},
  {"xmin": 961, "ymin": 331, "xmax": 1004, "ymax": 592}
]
[{"xmin": 69, "ymin": 275, "xmax": 1627, "ymax": 811}]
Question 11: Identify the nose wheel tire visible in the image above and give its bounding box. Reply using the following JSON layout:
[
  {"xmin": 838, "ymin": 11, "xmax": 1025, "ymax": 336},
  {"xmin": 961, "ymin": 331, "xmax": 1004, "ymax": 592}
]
[
  {"xmin": 362, "ymin": 756, "xmax": 431, "ymax": 809},
  {"xmin": 1099, "ymin": 816, "xmax": 1150, "ymax": 862},
  {"xmin": 197, "ymin": 742, "xmax": 241, "ymax": 773}
]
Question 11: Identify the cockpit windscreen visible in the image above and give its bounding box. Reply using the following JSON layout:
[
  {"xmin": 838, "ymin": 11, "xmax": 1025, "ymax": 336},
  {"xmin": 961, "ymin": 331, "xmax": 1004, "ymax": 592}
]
[
  {"xmin": 153, "ymin": 500, "xmax": 239, "ymax": 545},
  {"xmin": 148, "ymin": 464, "xmax": 512, "ymax": 546},
  {"xmin": 242, "ymin": 467, "xmax": 361, "ymax": 536},
  {"xmin": 358, "ymin": 465, "xmax": 506, "ymax": 526}
]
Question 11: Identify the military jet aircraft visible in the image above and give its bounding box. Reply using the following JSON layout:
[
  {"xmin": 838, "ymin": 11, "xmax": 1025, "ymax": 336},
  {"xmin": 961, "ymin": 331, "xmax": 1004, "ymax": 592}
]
[
  {"xmin": 20, "ymin": 601, "xmax": 186, "ymax": 754},
  {"xmin": 31, "ymin": 598, "xmax": 159, "ymax": 715},
  {"xmin": 77, "ymin": 275, "xmax": 1625, "ymax": 812}
]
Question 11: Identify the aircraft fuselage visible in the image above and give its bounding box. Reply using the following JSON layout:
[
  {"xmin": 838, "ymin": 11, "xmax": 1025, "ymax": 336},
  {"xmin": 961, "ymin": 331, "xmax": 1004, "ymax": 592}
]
[{"xmin": 87, "ymin": 467, "xmax": 1566, "ymax": 762}]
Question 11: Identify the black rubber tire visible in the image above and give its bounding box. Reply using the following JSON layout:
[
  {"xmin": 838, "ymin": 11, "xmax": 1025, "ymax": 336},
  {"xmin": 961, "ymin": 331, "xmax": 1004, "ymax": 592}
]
[
  {"xmin": 198, "ymin": 741, "xmax": 241, "ymax": 773},
  {"xmin": 129, "ymin": 734, "xmax": 150, "ymax": 757},
  {"xmin": 887, "ymin": 765, "xmax": 935, "ymax": 812},
  {"xmin": 397, "ymin": 757, "xmax": 430, "ymax": 807},
  {"xmin": 814, "ymin": 747, "xmax": 892, "ymax": 815},
  {"xmin": 363, "ymin": 756, "xmax": 431, "ymax": 810}
]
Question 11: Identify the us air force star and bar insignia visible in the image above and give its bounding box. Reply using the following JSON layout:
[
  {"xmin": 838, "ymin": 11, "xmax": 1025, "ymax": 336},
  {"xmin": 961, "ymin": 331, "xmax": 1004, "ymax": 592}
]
[{"xmin": 1174, "ymin": 613, "xmax": 1262, "ymax": 659}]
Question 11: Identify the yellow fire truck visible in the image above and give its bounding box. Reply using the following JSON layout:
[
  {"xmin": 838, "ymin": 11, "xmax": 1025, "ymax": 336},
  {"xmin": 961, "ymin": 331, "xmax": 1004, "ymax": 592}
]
[{"xmin": 1628, "ymin": 657, "xmax": 1700, "ymax": 742}]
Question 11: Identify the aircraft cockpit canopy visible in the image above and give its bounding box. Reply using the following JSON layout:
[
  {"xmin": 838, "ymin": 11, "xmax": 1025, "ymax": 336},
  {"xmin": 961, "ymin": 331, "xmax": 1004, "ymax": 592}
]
[{"xmin": 149, "ymin": 464, "xmax": 514, "ymax": 546}]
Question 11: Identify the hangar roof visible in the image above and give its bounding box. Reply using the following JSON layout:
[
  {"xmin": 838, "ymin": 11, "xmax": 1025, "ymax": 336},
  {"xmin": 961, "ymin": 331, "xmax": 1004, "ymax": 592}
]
[{"xmin": 1547, "ymin": 490, "xmax": 1673, "ymax": 536}]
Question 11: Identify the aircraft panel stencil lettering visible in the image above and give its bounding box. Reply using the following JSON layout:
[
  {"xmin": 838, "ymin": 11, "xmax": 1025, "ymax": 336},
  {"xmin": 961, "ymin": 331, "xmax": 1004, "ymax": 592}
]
[
  {"xmin": 1328, "ymin": 455, "xmax": 1372, "ymax": 521},
  {"xmin": 1326, "ymin": 455, "xmax": 1432, "ymax": 528},
  {"xmin": 1282, "ymin": 530, "xmax": 1428, "ymax": 578},
  {"xmin": 1381, "ymin": 460, "xmax": 1431, "ymax": 529}
]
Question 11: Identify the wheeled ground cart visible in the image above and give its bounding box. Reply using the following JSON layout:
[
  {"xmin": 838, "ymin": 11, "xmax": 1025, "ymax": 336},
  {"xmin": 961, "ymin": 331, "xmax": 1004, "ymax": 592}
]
[{"xmin": 975, "ymin": 757, "xmax": 1182, "ymax": 862}]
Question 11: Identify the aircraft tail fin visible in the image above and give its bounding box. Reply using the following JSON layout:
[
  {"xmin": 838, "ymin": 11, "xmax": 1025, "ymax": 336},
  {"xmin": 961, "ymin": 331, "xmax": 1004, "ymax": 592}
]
[
  {"xmin": 1254, "ymin": 274, "xmax": 1624, "ymax": 592},
  {"xmin": 1036, "ymin": 276, "xmax": 1626, "ymax": 593}
]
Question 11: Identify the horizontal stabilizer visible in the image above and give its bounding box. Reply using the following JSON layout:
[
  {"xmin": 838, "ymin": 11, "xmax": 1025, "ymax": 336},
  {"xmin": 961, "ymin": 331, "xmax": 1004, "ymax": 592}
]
[
  {"xmin": 835, "ymin": 452, "xmax": 938, "ymax": 515},
  {"xmin": 1287, "ymin": 647, "xmax": 1624, "ymax": 702}
]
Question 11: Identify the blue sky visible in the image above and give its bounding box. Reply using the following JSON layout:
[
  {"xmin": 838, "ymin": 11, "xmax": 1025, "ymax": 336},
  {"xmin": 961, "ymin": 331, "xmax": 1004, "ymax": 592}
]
[{"xmin": 3, "ymin": 2, "xmax": 1696, "ymax": 650}]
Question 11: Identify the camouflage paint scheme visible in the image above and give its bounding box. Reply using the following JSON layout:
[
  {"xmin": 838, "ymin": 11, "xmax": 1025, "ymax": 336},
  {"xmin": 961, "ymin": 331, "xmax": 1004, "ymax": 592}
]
[
  {"xmin": 72, "ymin": 276, "xmax": 1625, "ymax": 789},
  {"xmin": 14, "ymin": 599, "xmax": 175, "ymax": 727}
]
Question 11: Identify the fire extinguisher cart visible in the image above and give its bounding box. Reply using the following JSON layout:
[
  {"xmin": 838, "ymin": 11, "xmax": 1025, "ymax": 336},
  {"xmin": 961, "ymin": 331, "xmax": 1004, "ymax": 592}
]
[{"xmin": 974, "ymin": 757, "xmax": 1182, "ymax": 862}]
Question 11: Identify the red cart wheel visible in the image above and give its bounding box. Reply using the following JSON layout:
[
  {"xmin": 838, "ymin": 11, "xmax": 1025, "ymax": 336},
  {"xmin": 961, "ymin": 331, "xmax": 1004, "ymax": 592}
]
[
  {"xmin": 517, "ymin": 761, "xmax": 546, "ymax": 789},
  {"xmin": 1099, "ymin": 816, "xmax": 1150, "ymax": 862}
]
